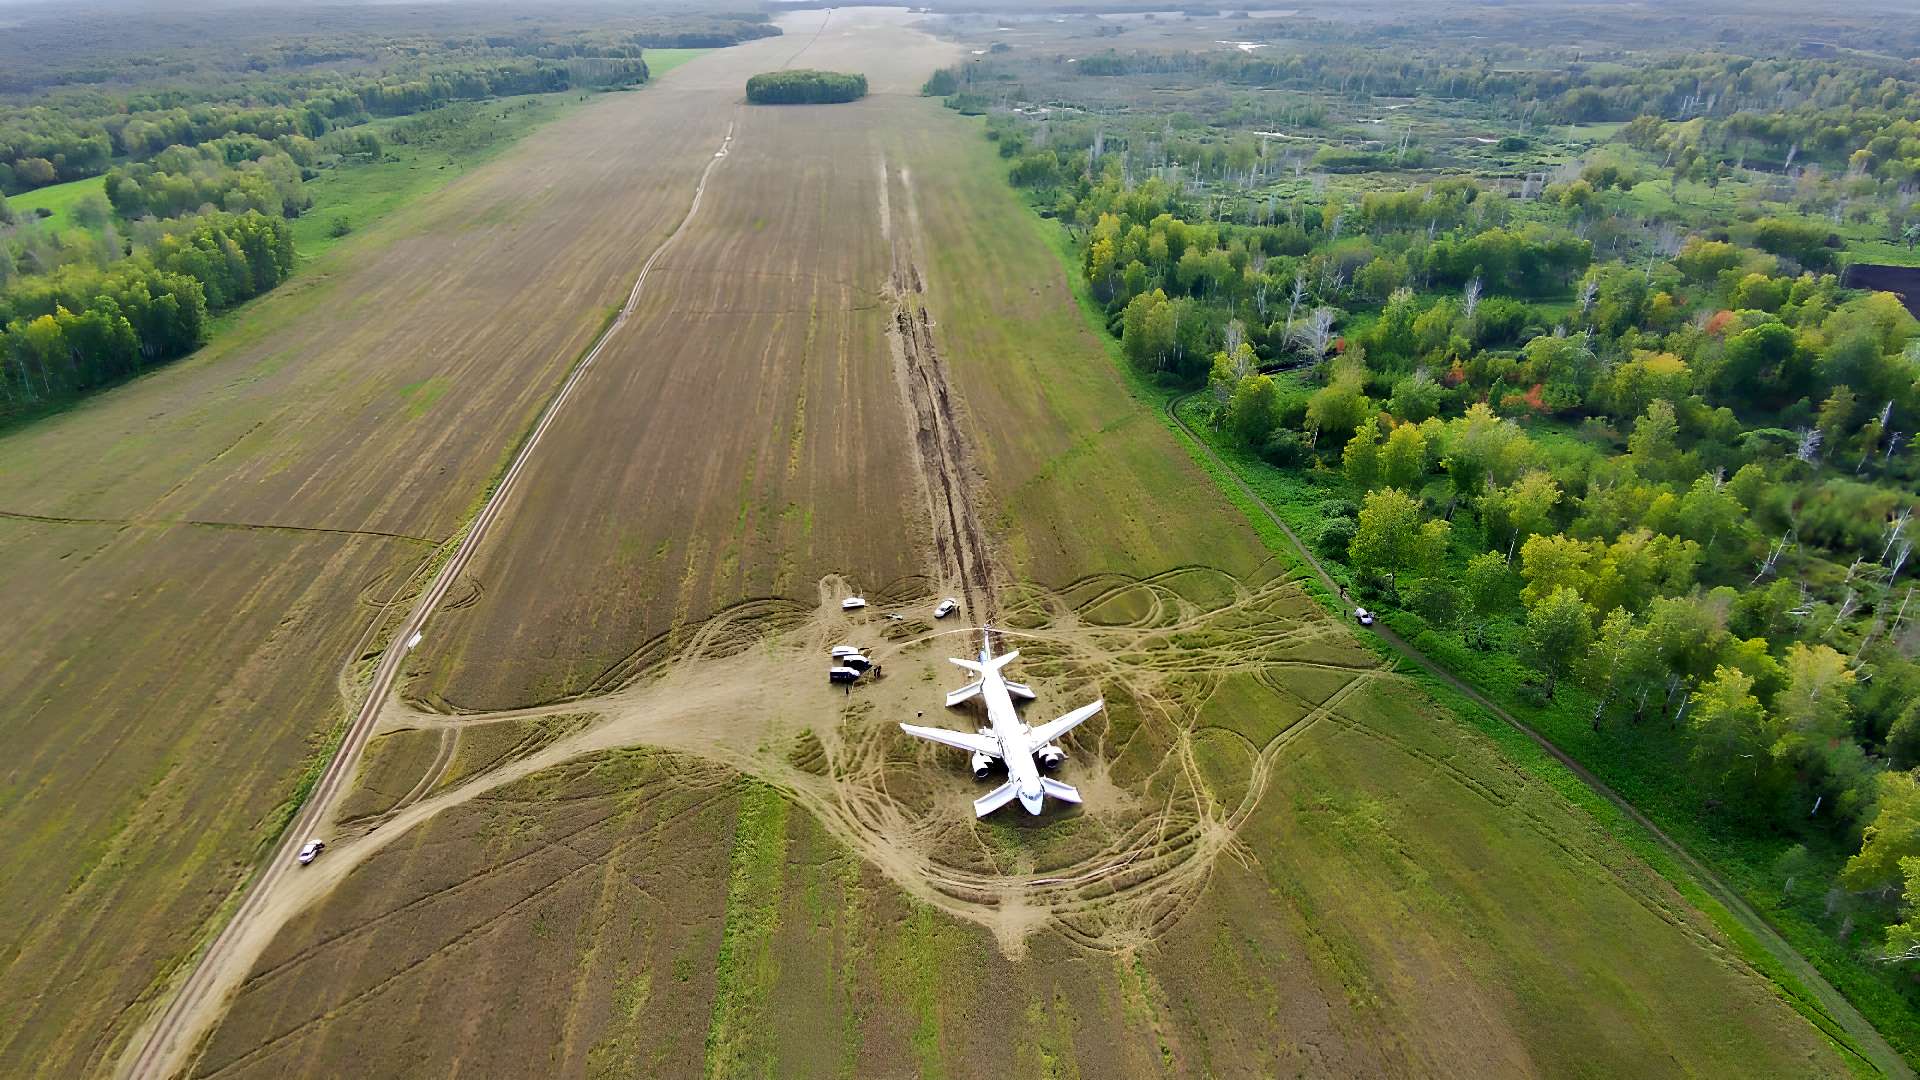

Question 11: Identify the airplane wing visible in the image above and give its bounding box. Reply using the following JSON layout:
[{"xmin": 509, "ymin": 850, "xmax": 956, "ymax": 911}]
[
  {"xmin": 973, "ymin": 781, "xmax": 1021, "ymax": 817},
  {"xmin": 945, "ymin": 681, "xmax": 982, "ymax": 707},
  {"xmin": 1027, "ymin": 699, "xmax": 1104, "ymax": 746},
  {"xmin": 1039, "ymin": 778, "xmax": 1082, "ymax": 804},
  {"xmin": 898, "ymin": 722, "xmax": 1001, "ymax": 758}
]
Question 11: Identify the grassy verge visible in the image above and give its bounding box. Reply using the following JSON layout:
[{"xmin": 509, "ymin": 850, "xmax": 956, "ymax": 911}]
[{"xmin": 1027, "ymin": 192, "xmax": 1915, "ymax": 1072}]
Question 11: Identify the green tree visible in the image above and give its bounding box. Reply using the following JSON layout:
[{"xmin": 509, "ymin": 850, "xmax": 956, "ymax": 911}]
[
  {"xmin": 1483, "ymin": 469, "xmax": 1561, "ymax": 553},
  {"xmin": 1524, "ymin": 586, "xmax": 1593, "ymax": 699},
  {"xmin": 1120, "ymin": 289, "xmax": 1176, "ymax": 371},
  {"xmin": 1387, "ymin": 369, "xmax": 1444, "ymax": 422},
  {"xmin": 1627, "ymin": 398, "xmax": 1681, "ymax": 479},
  {"xmin": 1462, "ymin": 551, "xmax": 1514, "ymax": 647},
  {"xmin": 1689, "ymin": 665, "xmax": 1771, "ymax": 798},
  {"xmin": 1306, "ymin": 372, "xmax": 1373, "ymax": 447},
  {"xmin": 1342, "ymin": 418, "xmax": 1381, "ymax": 488},
  {"xmin": 1442, "ymin": 402, "xmax": 1529, "ymax": 510},
  {"xmin": 1843, "ymin": 771, "xmax": 1920, "ymax": 893},
  {"xmin": 1768, "ymin": 643, "xmax": 1855, "ymax": 763},
  {"xmin": 1226, "ymin": 373, "xmax": 1280, "ymax": 446},
  {"xmin": 1349, "ymin": 487, "xmax": 1448, "ymax": 595},
  {"xmin": 1583, "ymin": 606, "xmax": 1657, "ymax": 728},
  {"xmin": 1518, "ymin": 533, "xmax": 1594, "ymax": 609},
  {"xmin": 1379, "ymin": 422, "xmax": 1428, "ymax": 491}
]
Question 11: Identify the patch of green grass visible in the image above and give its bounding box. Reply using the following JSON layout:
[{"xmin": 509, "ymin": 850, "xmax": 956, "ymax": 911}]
[
  {"xmin": 7, "ymin": 174, "xmax": 107, "ymax": 235},
  {"xmin": 643, "ymin": 48, "xmax": 710, "ymax": 78},
  {"xmin": 703, "ymin": 781, "xmax": 790, "ymax": 1077},
  {"xmin": 290, "ymin": 91, "xmax": 585, "ymax": 260}
]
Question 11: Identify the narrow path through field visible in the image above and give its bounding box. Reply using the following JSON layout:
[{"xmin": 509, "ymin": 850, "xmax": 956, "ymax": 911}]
[
  {"xmin": 1164, "ymin": 390, "xmax": 1909, "ymax": 1079},
  {"xmin": 119, "ymin": 120, "xmax": 741, "ymax": 1080}
]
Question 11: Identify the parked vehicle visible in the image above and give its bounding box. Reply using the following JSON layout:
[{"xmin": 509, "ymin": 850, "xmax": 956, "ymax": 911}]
[
  {"xmin": 842, "ymin": 596, "xmax": 867, "ymax": 610},
  {"xmin": 297, "ymin": 839, "xmax": 326, "ymax": 865},
  {"xmin": 829, "ymin": 666, "xmax": 861, "ymax": 684},
  {"xmin": 933, "ymin": 598, "xmax": 959, "ymax": 619},
  {"xmin": 1353, "ymin": 607, "xmax": 1374, "ymax": 627}
]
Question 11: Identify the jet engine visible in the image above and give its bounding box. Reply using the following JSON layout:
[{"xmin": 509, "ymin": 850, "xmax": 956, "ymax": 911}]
[
  {"xmin": 970, "ymin": 752, "xmax": 995, "ymax": 781},
  {"xmin": 1036, "ymin": 745, "xmax": 1065, "ymax": 772}
]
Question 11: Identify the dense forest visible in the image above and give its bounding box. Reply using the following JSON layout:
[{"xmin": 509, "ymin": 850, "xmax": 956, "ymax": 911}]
[
  {"xmin": 744, "ymin": 69, "xmax": 869, "ymax": 105},
  {"xmin": 930, "ymin": 2, "xmax": 1920, "ymax": 1055}
]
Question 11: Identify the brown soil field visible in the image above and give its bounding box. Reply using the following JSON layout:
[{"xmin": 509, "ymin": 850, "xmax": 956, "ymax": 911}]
[
  {"xmin": 0, "ymin": 32, "xmax": 773, "ymax": 1080},
  {"xmin": 181, "ymin": 17, "xmax": 1848, "ymax": 1075},
  {"xmin": 192, "ymin": 572, "xmax": 1840, "ymax": 1078}
]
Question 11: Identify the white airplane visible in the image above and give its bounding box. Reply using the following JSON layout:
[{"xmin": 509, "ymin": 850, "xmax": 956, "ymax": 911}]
[{"xmin": 899, "ymin": 631, "xmax": 1103, "ymax": 817}]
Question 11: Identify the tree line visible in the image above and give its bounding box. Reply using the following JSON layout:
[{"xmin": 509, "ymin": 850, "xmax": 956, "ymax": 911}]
[
  {"xmin": 1, "ymin": 56, "xmax": 650, "ymax": 195},
  {"xmin": 0, "ymin": 211, "xmax": 293, "ymax": 416}
]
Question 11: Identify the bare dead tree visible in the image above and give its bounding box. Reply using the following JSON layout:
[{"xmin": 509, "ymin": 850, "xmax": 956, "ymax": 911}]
[
  {"xmin": 1285, "ymin": 270, "xmax": 1307, "ymax": 333},
  {"xmin": 1754, "ymin": 531, "xmax": 1792, "ymax": 583},
  {"xmin": 1795, "ymin": 426, "xmax": 1823, "ymax": 465},
  {"xmin": 1288, "ymin": 306, "xmax": 1337, "ymax": 359}
]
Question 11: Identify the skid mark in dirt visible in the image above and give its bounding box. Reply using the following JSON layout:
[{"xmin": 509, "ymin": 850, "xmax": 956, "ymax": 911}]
[
  {"xmin": 880, "ymin": 156, "xmax": 1000, "ymax": 624},
  {"xmin": 318, "ymin": 563, "xmax": 1384, "ymax": 959}
]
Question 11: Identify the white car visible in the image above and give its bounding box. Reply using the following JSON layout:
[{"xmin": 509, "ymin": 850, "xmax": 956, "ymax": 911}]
[
  {"xmin": 841, "ymin": 596, "xmax": 867, "ymax": 610},
  {"xmin": 933, "ymin": 598, "xmax": 958, "ymax": 619},
  {"xmin": 297, "ymin": 839, "xmax": 326, "ymax": 865},
  {"xmin": 1353, "ymin": 607, "xmax": 1374, "ymax": 627}
]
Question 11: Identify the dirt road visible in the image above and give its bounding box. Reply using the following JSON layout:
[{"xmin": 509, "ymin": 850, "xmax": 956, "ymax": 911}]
[
  {"xmin": 1164, "ymin": 390, "xmax": 1909, "ymax": 1079},
  {"xmin": 119, "ymin": 121, "xmax": 739, "ymax": 1080}
]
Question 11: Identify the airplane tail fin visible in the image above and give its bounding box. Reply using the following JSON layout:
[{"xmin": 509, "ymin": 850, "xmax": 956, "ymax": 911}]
[
  {"xmin": 973, "ymin": 781, "xmax": 1021, "ymax": 818},
  {"xmin": 1040, "ymin": 778, "xmax": 1082, "ymax": 805}
]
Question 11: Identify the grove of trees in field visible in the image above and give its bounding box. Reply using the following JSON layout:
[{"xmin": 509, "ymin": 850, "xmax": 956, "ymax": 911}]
[
  {"xmin": 744, "ymin": 70, "xmax": 868, "ymax": 105},
  {"xmin": 1, "ymin": 211, "xmax": 292, "ymax": 411}
]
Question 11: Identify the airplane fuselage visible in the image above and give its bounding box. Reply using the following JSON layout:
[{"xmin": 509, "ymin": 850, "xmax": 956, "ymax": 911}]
[
  {"xmin": 975, "ymin": 644, "xmax": 1048, "ymax": 814},
  {"xmin": 897, "ymin": 630, "xmax": 1102, "ymax": 817}
]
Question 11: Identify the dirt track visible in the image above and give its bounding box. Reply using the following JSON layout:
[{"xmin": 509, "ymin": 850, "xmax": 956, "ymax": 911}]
[
  {"xmin": 884, "ymin": 159, "xmax": 1003, "ymax": 623},
  {"xmin": 119, "ymin": 120, "xmax": 742, "ymax": 1080}
]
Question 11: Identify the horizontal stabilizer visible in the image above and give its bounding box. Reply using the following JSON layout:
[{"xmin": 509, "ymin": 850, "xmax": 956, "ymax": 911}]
[
  {"xmin": 945, "ymin": 681, "xmax": 983, "ymax": 707},
  {"xmin": 950, "ymin": 649, "xmax": 1019, "ymax": 674},
  {"xmin": 1040, "ymin": 778, "xmax": 1082, "ymax": 804},
  {"xmin": 898, "ymin": 723, "xmax": 1000, "ymax": 758},
  {"xmin": 973, "ymin": 781, "xmax": 1021, "ymax": 817},
  {"xmin": 1028, "ymin": 700, "xmax": 1104, "ymax": 746},
  {"xmin": 1002, "ymin": 680, "xmax": 1037, "ymax": 701}
]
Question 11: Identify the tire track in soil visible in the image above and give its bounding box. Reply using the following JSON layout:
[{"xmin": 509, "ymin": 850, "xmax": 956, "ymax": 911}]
[{"xmin": 880, "ymin": 156, "xmax": 1001, "ymax": 625}]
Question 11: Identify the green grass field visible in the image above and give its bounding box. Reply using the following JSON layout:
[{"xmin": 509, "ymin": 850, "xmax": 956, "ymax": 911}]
[
  {"xmin": 643, "ymin": 48, "xmax": 710, "ymax": 78},
  {"xmin": 7, "ymin": 174, "xmax": 107, "ymax": 234}
]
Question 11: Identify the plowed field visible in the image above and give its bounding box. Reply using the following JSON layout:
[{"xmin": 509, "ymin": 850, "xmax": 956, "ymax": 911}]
[{"xmin": 5, "ymin": 8, "xmax": 1864, "ymax": 1079}]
